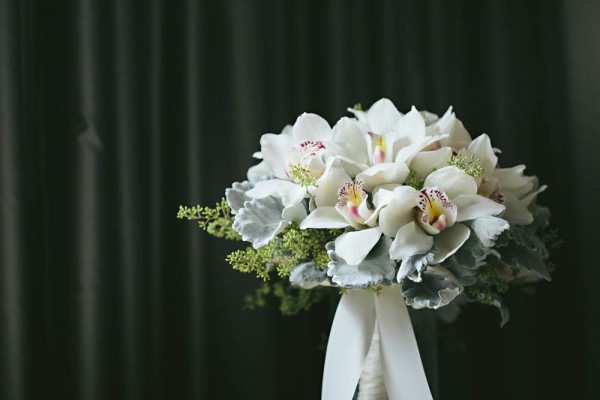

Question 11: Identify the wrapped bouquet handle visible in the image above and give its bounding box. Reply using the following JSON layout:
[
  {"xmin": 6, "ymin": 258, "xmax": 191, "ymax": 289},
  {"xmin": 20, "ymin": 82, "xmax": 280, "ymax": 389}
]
[{"xmin": 322, "ymin": 287, "xmax": 432, "ymax": 400}]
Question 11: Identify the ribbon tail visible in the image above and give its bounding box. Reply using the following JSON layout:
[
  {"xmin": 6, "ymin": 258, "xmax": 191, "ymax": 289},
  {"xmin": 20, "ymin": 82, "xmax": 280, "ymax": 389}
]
[
  {"xmin": 322, "ymin": 290, "xmax": 376, "ymax": 400},
  {"xmin": 376, "ymin": 286, "xmax": 433, "ymax": 400}
]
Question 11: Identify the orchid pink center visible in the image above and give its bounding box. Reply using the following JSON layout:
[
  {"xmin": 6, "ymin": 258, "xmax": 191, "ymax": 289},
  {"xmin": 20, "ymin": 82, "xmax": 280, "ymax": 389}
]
[
  {"xmin": 417, "ymin": 188, "xmax": 457, "ymax": 235},
  {"xmin": 424, "ymin": 141, "xmax": 442, "ymax": 151},
  {"xmin": 299, "ymin": 140, "xmax": 325, "ymax": 161},
  {"xmin": 478, "ymin": 176, "xmax": 505, "ymax": 204},
  {"xmin": 368, "ymin": 132, "xmax": 387, "ymax": 165}
]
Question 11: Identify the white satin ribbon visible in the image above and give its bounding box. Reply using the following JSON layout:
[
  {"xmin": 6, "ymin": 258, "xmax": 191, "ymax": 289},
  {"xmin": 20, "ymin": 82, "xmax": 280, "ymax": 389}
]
[{"xmin": 322, "ymin": 286, "xmax": 433, "ymax": 400}]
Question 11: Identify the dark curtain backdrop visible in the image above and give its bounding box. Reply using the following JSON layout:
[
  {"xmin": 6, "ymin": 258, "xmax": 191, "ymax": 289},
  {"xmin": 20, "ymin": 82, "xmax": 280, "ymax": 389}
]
[{"xmin": 1, "ymin": 0, "xmax": 598, "ymax": 399}]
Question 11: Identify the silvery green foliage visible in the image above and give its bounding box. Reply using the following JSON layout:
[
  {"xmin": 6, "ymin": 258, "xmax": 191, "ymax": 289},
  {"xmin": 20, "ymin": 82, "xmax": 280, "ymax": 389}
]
[
  {"xmin": 528, "ymin": 204, "xmax": 550, "ymax": 232},
  {"xmin": 468, "ymin": 216, "xmax": 511, "ymax": 249},
  {"xmin": 326, "ymin": 238, "xmax": 397, "ymax": 289},
  {"xmin": 398, "ymin": 245, "xmax": 438, "ymax": 283},
  {"xmin": 491, "ymin": 295, "xmax": 510, "ymax": 327},
  {"xmin": 495, "ymin": 230, "xmax": 551, "ymax": 281},
  {"xmin": 289, "ymin": 261, "xmax": 328, "ymax": 289},
  {"xmin": 401, "ymin": 270, "xmax": 463, "ymax": 309},
  {"xmin": 442, "ymin": 216, "xmax": 510, "ymax": 286},
  {"xmin": 232, "ymin": 196, "xmax": 288, "ymax": 249},
  {"xmin": 495, "ymin": 225, "xmax": 537, "ymax": 249},
  {"xmin": 225, "ymin": 181, "xmax": 255, "ymax": 214},
  {"xmin": 435, "ymin": 293, "xmax": 468, "ymax": 324}
]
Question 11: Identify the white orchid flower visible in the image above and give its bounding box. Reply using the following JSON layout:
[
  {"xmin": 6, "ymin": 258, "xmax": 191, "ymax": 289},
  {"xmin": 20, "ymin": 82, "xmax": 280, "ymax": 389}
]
[
  {"xmin": 299, "ymin": 170, "xmax": 393, "ymax": 265},
  {"xmin": 387, "ymin": 166, "xmax": 505, "ymax": 272},
  {"xmin": 346, "ymin": 98, "xmax": 404, "ymax": 165},
  {"xmin": 326, "ymin": 98, "xmax": 448, "ymax": 191},
  {"xmin": 260, "ymin": 113, "xmax": 331, "ymax": 180},
  {"xmin": 425, "ymin": 106, "xmax": 473, "ymax": 149},
  {"xmin": 462, "ymin": 134, "xmax": 546, "ymax": 225},
  {"xmin": 342, "ymin": 98, "xmax": 440, "ymax": 167}
]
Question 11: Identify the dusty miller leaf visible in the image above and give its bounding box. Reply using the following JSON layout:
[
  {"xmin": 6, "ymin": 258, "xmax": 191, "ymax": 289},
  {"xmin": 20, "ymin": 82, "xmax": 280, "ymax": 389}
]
[
  {"xmin": 232, "ymin": 196, "xmax": 288, "ymax": 249},
  {"xmin": 398, "ymin": 245, "xmax": 438, "ymax": 282},
  {"xmin": 494, "ymin": 224, "xmax": 551, "ymax": 281},
  {"xmin": 401, "ymin": 270, "xmax": 463, "ymax": 309},
  {"xmin": 326, "ymin": 237, "xmax": 397, "ymax": 289},
  {"xmin": 442, "ymin": 216, "xmax": 509, "ymax": 286},
  {"xmin": 289, "ymin": 261, "xmax": 328, "ymax": 289},
  {"xmin": 495, "ymin": 240, "xmax": 551, "ymax": 281},
  {"xmin": 225, "ymin": 181, "xmax": 255, "ymax": 215},
  {"xmin": 528, "ymin": 204, "xmax": 550, "ymax": 232},
  {"xmin": 491, "ymin": 295, "xmax": 510, "ymax": 328},
  {"xmin": 495, "ymin": 226, "xmax": 537, "ymax": 250},
  {"xmin": 434, "ymin": 293, "xmax": 468, "ymax": 324}
]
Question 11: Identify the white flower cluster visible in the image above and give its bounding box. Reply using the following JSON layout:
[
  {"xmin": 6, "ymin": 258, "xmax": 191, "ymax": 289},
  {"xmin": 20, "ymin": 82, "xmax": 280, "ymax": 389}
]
[{"xmin": 230, "ymin": 98, "xmax": 549, "ymax": 311}]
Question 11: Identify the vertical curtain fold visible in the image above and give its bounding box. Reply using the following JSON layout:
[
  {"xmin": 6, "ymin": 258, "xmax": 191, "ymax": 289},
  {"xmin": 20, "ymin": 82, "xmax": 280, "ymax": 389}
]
[
  {"xmin": 72, "ymin": 0, "xmax": 110, "ymax": 397},
  {"xmin": 145, "ymin": 0, "xmax": 165, "ymax": 398},
  {"xmin": 185, "ymin": 0, "xmax": 206, "ymax": 398},
  {"xmin": 1, "ymin": 1, "xmax": 27, "ymax": 399}
]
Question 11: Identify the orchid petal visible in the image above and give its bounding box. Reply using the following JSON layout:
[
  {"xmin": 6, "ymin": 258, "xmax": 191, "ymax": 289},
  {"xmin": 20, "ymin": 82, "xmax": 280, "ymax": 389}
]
[
  {"xmin": 334, "ymin": 227, "xmax": 383, "ymax": 266},
  {"xmin": 424, "ymin": 166, "xmax": 477, "ymax": 198},
  {"xmin": 410, "ymin": 147, "xmax": 453, "ymax": 179},
  {"xmin": 326, "ymin": 156, "xmax": 370, "ymax": 177},
  {"xmin": 299, "ymin": 206, "xmax": 350, "ymax": 229},
  {"xmin": 363, "ymin": 201, "xmax": 387, "ymax": 227},
  {"xmin": 328, "ymin": 117, "xmax": 370, "ymax": 166},
  {"xmin": 389, "ymin": 222, "xmax": 434, "ymax": 261},
  {"xmin": 435, "ymin": 108, "xmax": 472, "ymax": 149},
  {"xmin": 356, "ymin": 162, "xmax": 410, "ymax": 192},
  {"xmin": 335, "ymin": 205, "xmax": 364, "ymax": 229},
  {"xmin": 367, "ymin": 98, "xmax": 402, "ymax": 135},
  {"xmin": 494, "ymin": 165, "xmax": 536, "ymax": 197},
  {"xmin": 395, "ymin": 134, "xmax": 448, "ymax": 165},
  {"xmin": 347, "ymin": 107, "xmax": 368, "ymax": 123},
  {"xmin": 246, "ymin": 160, "xmax": 272, "ymax": 182},
  {"xmin": 377, "ymin": 186, "xmax": 420, "ymax": 237},
  {"xmin": 501, "ymin": 192, "xmax": 534, "ymax": 225},
  {"xmin": 521, "ymin": 184, "xmax": 547, "ymax": 207},
  {"xmin": 432, "ymin": 223, "xmax": 471, "ymax": 264},
  {"xmin": 260, "ymin": 133, "xmax": 298, "ymax": 179},
  {"xmin": 396, "ymin": 106, "xmax": 426, "ymax": 144},
  {"xmin": 358, "ymin": 198, "xmax": 375, "ymax": 224},
  {"xmin": 421, "ymin": 110, "xmax": 440, "ymax": 126},
  {"xmin": 292, "ymin": 113, "xmax": 331, "ymax": 143},
  {"xmin": 466, "ymin": 134, "xmax": 497, "ymax": 174},
  {"xmin": 453, "ymin": 194, "xmax": 505, "ymax": 222},
  {"xmin": 314, "ymin": 166, "xmax": 351, "ymax": 208},
  {"xmin": 371, "ymin": 184, "xmax": 402, "ymax": 207}
]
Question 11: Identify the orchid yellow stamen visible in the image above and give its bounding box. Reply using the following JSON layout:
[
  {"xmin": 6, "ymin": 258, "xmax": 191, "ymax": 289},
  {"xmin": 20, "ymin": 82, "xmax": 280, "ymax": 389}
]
[
  {"xmin": 338, "ymin": 180, "xmax": 367, "ymax": 208},
  {"xmin": 337, "ymin": 179, "xmax": 374, "ymax": 225},
  {"xmin": 417, "ymin": 188, "xmax": 457, "ymax": 235}
]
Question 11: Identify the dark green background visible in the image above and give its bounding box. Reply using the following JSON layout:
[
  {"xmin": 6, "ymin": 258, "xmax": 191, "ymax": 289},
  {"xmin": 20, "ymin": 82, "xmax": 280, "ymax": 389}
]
[{"xmin": 1, "ymin": 0, "xmax": 598, "ymax": 399}]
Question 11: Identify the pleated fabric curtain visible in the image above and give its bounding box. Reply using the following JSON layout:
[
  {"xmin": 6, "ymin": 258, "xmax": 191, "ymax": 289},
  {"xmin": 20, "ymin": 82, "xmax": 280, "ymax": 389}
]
[{"xmin": 1, "ymin": 0, "xmax": 598, "ymax": 399}]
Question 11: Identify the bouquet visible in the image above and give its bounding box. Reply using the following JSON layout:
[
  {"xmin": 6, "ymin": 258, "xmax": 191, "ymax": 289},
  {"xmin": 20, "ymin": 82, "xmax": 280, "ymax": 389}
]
[{"xmin": 178, "ymin": 98, "xmax": 557, "ymax": 399}]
